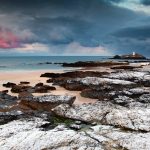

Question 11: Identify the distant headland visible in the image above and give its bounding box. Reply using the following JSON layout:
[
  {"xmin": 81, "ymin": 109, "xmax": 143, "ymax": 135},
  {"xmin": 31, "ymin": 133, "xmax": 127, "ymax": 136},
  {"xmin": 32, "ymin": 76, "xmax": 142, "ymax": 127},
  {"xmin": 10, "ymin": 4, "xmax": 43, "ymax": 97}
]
[{"xmin": 112, "ymin": 52, "xmax": 147, "ymax": 60}]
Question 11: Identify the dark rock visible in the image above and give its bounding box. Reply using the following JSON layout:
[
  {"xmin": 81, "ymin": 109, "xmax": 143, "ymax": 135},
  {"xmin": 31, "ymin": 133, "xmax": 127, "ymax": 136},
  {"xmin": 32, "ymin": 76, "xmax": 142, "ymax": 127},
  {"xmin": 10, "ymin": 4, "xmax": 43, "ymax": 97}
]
[
  {"xmin": 41, "ymin": 71, "xmax": 109, "ymax": 78},
  {"xmin": 112, "ymin": 52, "xmax": 146, "ymax": 60},
  {"xmin": 3, "ymin": 82, "xmax": 16, "ymax": 88},
  {"xmin": 64, "ymin": 83, "xmax": 87, "ymax": 91},
  {"xmin": 20, "ymin": 81, "xmax": 30, "ymax": 85},
  {"xmin": 80, "ymin": 89, "xmax": 111, "ymax": 100},
  {"xmin": 62, "ymin": 61, "xmax": 128, "ymax": 67},
  {"xmin": 11, "ymin": 85, "xmax": 33, "ymax": 93},
  {"xmin": 1, "ymin": 90, "xmax": 9, "ymax": 94},
  {"xmin": 35, "ymin": 83, "xmax": 44, "ymax": 86},
  {"xmin": 111, "ymin": 65, "xmax": 142, "ymax": 70},
  {"xmin": 18, "ymin": 92, "xmax": 33, "ymax": 100},
  {"xmin": 11, "ymin": 83, "xmax": 56, "ymax": 93},
  {"xmin": 112, "ymin": 55, "xmax": 121, "ymax": 59},
  {"xmin": 46, "ymin": 79, "xmax": 54, "ymax": 83},
  {"xmin": 20, "ymin": 95, "xmax": 76, "ymax": 111},
  {"xmin": 0, "ymin": 111, "xmax": 24, "ymax": 125},
  {"xmin": 34, "ymin": 85, "xmax": 56, "ymax": 93},
  {"xmin": 0, "ymin": 92, "xmax": 18, "ymax": 111},
  {"xmin": 37, "ymin": 62, "xmax": 52, "ymax": 65}
]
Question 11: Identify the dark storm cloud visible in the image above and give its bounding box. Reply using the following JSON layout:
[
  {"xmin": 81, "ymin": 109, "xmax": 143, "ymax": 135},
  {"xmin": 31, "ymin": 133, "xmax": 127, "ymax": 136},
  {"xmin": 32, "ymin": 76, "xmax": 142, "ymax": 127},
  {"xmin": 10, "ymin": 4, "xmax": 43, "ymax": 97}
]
[
  {"xmin": 113, "ymin": 25, "xmax": 150, "ymax": 40},
  {"xmin": 0, "ymin": 0, "xmax": 149, "ymax": 56},
  {"xmin": 141, "ymin": 0, "xmax": 150, "ymax": 5}
]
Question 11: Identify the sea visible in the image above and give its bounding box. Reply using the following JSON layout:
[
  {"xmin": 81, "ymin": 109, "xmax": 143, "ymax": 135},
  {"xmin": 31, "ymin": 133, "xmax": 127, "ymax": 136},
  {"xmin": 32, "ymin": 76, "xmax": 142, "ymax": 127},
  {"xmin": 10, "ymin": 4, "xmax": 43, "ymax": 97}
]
[{"xmin": 0, "ymin": 56, "xmax": 110, "ymax": 72}]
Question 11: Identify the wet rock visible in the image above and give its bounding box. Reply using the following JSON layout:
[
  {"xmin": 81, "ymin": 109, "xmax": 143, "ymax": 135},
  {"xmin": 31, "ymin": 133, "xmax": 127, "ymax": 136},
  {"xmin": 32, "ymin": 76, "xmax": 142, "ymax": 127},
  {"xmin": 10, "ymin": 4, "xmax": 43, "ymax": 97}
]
[
  {"xmin": 62, "ymin": 61, "xmax": 128, "ymax": 67},
  {"xmin": 1, "ymin": 90, "xmax": 8, "ymax": 94},
  {"xmin": 111, "ymin": 65, "xmax": 141, "ymax": 70},
  {"xmin": 34, "ymin": 85, "xmax": 56, "ymax": 93},
  {"xmin": 20, "ymin": 81, "xmax": 30, "ymax": 85},
  {"xmin": 20, "ymin": 94, "xmax": 76, "ymax": 111},
  {"xmin": 46, "ymin": 78, "xmax": 54, "ymax": 83},
  {"xmin": 80, "ymin": 89, "xmax": 110, "ymax": 100},
  {"xmin": 41, "ymin": 71, "xmax": 109, "ymax": 78},
  {"xmin": 11, "ymin": 85, "xmax": 33, "ymax": 93},
  {"xmin": 18, "ymin": 91, "xmax": 33, "ymax": 100},
  {"xmin": 35, "ymin": 82, "xmax": 44, "ymax": 86},
  {"xmin": 3, "ymin": 82, "xmax": 16, "ymax": 88},
  {"xmin": 63, "ymin": 83, "xmax": 87, "ymax": 91},
  {"xmin": 11, "ymin": 84, "xmax": 56, "ymax": 93}
]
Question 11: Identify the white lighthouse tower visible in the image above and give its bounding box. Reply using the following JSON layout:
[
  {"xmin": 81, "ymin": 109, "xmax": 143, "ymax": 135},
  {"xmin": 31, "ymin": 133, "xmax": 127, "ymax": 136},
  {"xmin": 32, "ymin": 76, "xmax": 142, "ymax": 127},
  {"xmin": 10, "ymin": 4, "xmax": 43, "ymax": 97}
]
[{"xmin": 132, "ymin": 52, "xmax": 135, "ymax": 56}]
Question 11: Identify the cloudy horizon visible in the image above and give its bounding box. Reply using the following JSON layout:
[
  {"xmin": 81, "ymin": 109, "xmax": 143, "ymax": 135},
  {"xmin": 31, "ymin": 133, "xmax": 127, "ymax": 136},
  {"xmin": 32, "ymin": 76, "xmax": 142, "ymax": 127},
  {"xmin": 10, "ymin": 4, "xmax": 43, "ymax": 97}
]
[{"xmin": 0, "ymin": 0, "xmax": 150, "ymax": 56}]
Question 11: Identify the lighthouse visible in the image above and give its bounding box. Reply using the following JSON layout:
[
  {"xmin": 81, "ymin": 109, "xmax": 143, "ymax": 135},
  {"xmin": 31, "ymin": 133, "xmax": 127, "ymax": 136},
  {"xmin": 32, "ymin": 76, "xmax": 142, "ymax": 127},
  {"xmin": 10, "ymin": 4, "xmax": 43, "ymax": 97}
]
[{"xmin": 132, "ymin": 52, "xmax": 135, "ymax": 56}]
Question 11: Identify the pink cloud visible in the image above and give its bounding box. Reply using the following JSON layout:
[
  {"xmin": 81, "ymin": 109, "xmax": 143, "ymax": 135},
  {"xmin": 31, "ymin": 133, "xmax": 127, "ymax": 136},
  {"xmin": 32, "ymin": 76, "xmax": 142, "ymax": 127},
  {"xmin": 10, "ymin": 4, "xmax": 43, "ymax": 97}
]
[{"xmin": 0, "ymin": 27, "xmax": 20, "ymax": 49}]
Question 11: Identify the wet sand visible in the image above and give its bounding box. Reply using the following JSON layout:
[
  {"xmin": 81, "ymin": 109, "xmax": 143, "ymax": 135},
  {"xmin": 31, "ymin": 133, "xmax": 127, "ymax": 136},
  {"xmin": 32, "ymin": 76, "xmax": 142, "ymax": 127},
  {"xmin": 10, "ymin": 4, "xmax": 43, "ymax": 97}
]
[{"xmin": 0, "ymin": 70, "xmax": 97, "ymax": 105}]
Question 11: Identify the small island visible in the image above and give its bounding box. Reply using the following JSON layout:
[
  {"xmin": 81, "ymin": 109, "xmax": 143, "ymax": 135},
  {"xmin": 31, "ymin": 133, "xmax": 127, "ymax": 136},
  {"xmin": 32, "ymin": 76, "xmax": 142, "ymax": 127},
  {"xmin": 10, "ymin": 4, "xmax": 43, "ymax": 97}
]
[{"xmin": 113, "ymin": 52, "xmax": 146, "ymax": 59}]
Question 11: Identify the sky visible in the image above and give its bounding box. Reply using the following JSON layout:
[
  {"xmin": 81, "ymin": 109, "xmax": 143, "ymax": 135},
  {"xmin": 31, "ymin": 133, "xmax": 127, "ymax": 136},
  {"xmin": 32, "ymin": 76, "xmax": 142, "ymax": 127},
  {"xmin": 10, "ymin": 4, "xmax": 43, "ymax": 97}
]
[{"xmin": 0, "ymin": 0, "xmax": 150, "ymax": 56}]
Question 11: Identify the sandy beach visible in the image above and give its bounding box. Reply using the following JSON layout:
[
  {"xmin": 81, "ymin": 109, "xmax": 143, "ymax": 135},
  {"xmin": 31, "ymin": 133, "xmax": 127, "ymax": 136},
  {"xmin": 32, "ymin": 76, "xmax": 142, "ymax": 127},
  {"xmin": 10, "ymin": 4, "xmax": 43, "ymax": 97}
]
[{"xmin": 0, "ymin": 70, "xmax": 97, "ymax": 104}]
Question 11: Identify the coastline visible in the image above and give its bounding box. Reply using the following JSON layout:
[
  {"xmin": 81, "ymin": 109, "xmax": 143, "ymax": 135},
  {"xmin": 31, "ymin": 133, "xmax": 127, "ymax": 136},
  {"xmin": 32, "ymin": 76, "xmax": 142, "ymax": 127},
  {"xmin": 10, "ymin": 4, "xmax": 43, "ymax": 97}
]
[{"xmin": 0, "ymin": 69, "xmax": 97, "ymax": 104}]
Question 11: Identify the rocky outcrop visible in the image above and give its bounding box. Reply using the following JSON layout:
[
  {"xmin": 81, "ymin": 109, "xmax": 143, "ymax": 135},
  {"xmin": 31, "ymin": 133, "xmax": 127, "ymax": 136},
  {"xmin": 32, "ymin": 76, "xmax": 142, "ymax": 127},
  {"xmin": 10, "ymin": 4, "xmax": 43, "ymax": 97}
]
[
  {"xmin": 111, "ymin": 65, "xmax": 142, "ymax": 70},
  {"xmin": 53, "ymin": 101, "xmax": 150, "ymax": 131},
  {"xmin": 20, "ymin": 81, "xmax": 30, "ymax": 85},
  {"xmin": 62, "ymin": 61, "xmax": 128, "ymax": 67},
  {"xmin": 0, "ymin": 117, "xmax": 150, "ymax": 150},
  {"xmin": 112, "ymin": 52, "xmax": 146, "ymax": 59},
  {"xmin": 20, "ymin": 95, "xmax": 76, "ymax": 111},
  {"xmin": 0, "ymin": 91, "xmax": 18, "ymax": 112},
  {"xmin": 41, "ymin": 71, "xmax": 109, "ymax": 78},
  {"xmin": 69, "ymin": 77, "xmax": 135, "ymax": 85},
  {"xmin": 10, "ymin": 83, "xmax": 56, "ymax": 93},
  {"xmin": 3, "ymin": 82, "xmax": 16, "ymax": 88}
]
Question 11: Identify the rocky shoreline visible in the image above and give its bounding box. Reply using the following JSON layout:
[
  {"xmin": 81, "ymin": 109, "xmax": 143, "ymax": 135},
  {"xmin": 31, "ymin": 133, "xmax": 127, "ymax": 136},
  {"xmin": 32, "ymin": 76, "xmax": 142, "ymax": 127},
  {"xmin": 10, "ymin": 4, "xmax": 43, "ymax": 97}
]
[{"xmin": 0, "ymin": 60, "xmax": 150, "ymax": 150}]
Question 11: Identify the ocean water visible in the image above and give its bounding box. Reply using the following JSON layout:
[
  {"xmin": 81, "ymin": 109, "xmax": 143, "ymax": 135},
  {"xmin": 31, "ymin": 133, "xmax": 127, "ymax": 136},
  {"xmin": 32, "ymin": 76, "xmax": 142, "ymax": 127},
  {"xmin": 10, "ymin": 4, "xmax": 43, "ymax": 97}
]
[{"xmin": 0, "ymin": 56, "xmax": 110, "ymax": 72}]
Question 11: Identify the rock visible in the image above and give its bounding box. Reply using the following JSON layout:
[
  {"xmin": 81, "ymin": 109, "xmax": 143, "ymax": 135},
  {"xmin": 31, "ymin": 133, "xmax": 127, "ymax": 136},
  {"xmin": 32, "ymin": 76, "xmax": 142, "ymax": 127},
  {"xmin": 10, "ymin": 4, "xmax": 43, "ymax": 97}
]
[
  {"xmin": 53, "ymin": 101, "xmax": 150, "ymax": 131},
  {"xmin": 20, "ymin": 81, "xmax": 30, "ymax": 85},
  {"xmin": 46, "ymin": 78, "xmax": 53, "ymax": 83},
  {"xmin": 0, "ymin": 91, "xmax": 18, "ymax": 112},
  {"xmin": 111, "ymin": 65, "xmax": 141, "ymax": 70},
  {"xmin": 80, "ymin": 89, "xmax": 111, "ymax": 100},
  {"xmin": 0, "ymin": 120, "xmax": 102, "ymax": 150},
  {"xmin": 112, "ymin": 52, "xmax": 146, "ymax": 60},
  {"xmin": 11, "ymin": 85, "xmax": 33, "ymax": 93},
  {"xmin": 70, "ymin": 77, "xmax": 134, "ymax": 85},
  {"xmin": 35, "ymin": 82, "xmax": 44, "ymax": 86},
  {"xmin": 62, "ymin": 61, "xmax": 128, "ymax": 67},
  {"xmin": 1, "ymin": 119, "xmax": 150, "ymax": 149},
  {"xmin": 69, "ymin": 124, "xmax": 82, "ymax": 130},
  {"xmin": 3, "ymin": 82, "xmax": 16, "ymax": 88},
  {"xmin": 34, "ymin": 85, "xmax": 56, "ymax": 93},
  {"xmin": 64, "ymin": 83, "xmax": 87, "ymax": 91},
  {"xmin": 1, "ymin": 90, "xmax": 8, "ymax": 94},
  {"xmin": 41, "ymin": 71, "xmax": 109, "ymax": 78},
  {"xmin": 20, "ymin": 95, "xmax": 76, "ymax": 111},
  {"xmin": 105, "ymin": 71, "xmax": 149, "ymax": 81},
  {"xmin": 113, "ymin": 96, "xmax": 135, "ymax": 106},
  {"xmin": 11, "ymin": 84, "xmax": 56, "ymax": 93},
  {"xmin": 18, "ymin": 91, "xmax": 33, "ymax": 100},
  {"xmin": 0, "ymin": 110, "xmax": 24, "ymax": 125},
  {"xmin": 138, "ymin": 94, "xmax": 150, "ymax": 103}
]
